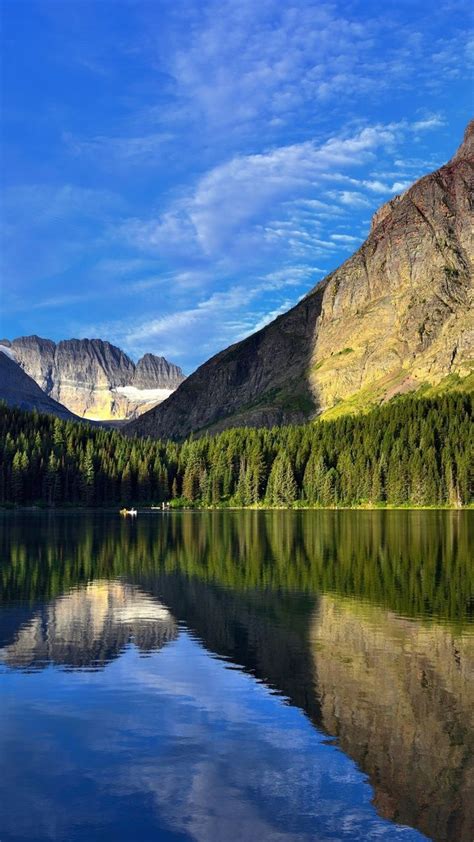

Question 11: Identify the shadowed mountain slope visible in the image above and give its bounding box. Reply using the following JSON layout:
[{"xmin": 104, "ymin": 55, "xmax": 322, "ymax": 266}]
[
  {"xmin": 128, "ymin": 121, "xmax": 473, "ymax": 440},
  {"xmin": 0, "ymin": 349, "xmax": 78, "ymax": 419}
]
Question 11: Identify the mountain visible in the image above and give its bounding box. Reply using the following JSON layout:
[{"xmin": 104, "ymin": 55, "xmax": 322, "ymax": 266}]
[
  {"xmin": 128, "ymin": 120, "xmax": 473, "ymax": 440},
  {"xmin": 0, "ymin": 337, "xmax": 185, "ymax": 421},
  {"xmin": 0, "ymin": 347, "xmax": 78, "ymax": 420}
]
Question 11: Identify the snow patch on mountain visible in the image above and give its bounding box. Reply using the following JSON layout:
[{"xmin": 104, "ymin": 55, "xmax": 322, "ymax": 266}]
[{"xmin": 115, "ymin": 386, "xmax": 174, "ymax": 402}]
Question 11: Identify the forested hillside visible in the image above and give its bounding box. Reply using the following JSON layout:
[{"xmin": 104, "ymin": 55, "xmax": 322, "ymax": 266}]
[{"xmin": 0, "ymin": 394, "xmax": 472, "ymax": 508}]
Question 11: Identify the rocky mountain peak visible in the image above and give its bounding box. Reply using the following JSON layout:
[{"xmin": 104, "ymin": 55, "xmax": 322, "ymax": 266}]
[
  {"xmin": 450, "ymin": 118, "xmax": 474, "ymax": 162},
  {"xmin": 133, "ymin": 354, "xmax": 185, "ymax": 389},
  {"xmin": 54, "ymin": 338, "xmax": 135, "ymax": 389},
  {"xmin": 370, "ymin": 193, "xmax": 405, "ymax": 232}
]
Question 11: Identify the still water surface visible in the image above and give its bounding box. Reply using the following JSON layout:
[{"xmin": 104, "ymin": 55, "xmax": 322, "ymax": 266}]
[{"xmin": 0, "ymin": 511, "xmax": 472, "ymax": 842}]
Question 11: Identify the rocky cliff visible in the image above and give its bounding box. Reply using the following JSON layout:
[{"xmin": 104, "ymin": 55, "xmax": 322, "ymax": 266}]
[
  {"xmin": 0, "ymin": 337, "xmax": 185, "ymax": 421},
  {"xmin": 132, "ymin": 353, "xmax": 182, "ymax": 388},
  {"xmin": 128, "ymin": 121, "xmax": 473, "ymax": 440},
  {"xmin": 0, "ymin": 347, "xmax": 78, "ymax": 420}
]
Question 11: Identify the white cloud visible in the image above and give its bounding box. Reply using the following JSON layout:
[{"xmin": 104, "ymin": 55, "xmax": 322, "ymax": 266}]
[
  {"xmin": 160, "ymin": 1, "xmax": 380, "ymax": 131},
  {"xmin": 411, "ymin": 114, "xmax": 445, "ymax": 132},
  {"xmin": 319, "ymin": 172, "xmax": 410, "ymax": 195},
  {"xmin": 331, "ymin": 234, "xmax": 360, "ymax": 244},
  {"xmin": 124, "ymin": 286, "xmax": 261, "ymax": 346},
  {"xmin": 148, "ymin": 0, "xmax": 465, "ymax": 144},
  {"xmin": 261, "ymin": 266, "xmax": 325, "ymax": 287},
  {"xmin": 118, "ymin": 124, "xmax": 399, "ymax": 258},
  {"xmin": 331, "ymin": 191, "xmax": 371, "ymax": 208}
]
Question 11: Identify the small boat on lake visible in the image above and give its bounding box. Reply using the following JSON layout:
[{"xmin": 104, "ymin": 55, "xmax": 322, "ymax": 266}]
[{"xmin": 120, "ymin": 508, "xmax": 137, "ymax": 516}]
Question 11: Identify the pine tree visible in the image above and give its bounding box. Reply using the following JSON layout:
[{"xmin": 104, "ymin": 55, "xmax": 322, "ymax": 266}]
[
  {"xmin": 11, "ymin": 451, "xmax": 24, "ymax": 503},
  {"xmin": 121, "ymin": 462, "xmax": 132, "ymax": 504},
  {"xmin": 81, "ymin": 441, "xmax": 95, "ymax": 505},
  {"xmin": 303, "ymin": 453, "xmax": 326, "ymax": 503},
  {"xmin": 266, "ymin": 452, "xmax": 297, "ymax": 506}
]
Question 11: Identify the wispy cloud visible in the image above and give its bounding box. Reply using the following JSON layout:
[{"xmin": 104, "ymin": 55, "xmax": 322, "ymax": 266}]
[
  {"xmin": 331, "ymin": 190, "xmax": 372, "ymax": 208},
  {"xmin": 117, "ymin": 123, "xmax": 400, "ymax": 259},
  {"xmin": 147, "ymin": 0, "xmax": 470, "ymax": 144},
  {"xmin": 249, "ymin": 300, "xmax": 298, "ymax": 334},
  {"xmin": 115, "ymin": 116, "xmax": 435, "ymax": 270},
  {"xmin": 411, "ymin": 114, "xmax": 446, "ymax": 132},
  {"xmin": 77, "ymin": 266, "xmax": 319, "ymax": 364},
  {"xmin": 331, "ymin": 234, "xmax": 361, "ymax": 244}
]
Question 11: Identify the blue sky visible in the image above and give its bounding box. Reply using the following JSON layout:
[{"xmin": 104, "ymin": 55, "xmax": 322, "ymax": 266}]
[{"xmin": 1, "ymin": 0, "xmax": 472, "ymax": 373}]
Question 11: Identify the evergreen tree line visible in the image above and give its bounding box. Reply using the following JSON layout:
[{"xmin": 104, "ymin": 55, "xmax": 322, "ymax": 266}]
[{"xmin": 0, "ymin": 392, "xmax": 472, "ymax": 507}]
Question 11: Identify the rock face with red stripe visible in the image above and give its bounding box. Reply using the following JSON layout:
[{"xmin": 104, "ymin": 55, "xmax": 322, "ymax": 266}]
[{"xmin": 128, "ymin": 121, "xmax": 473, "ymax": 440}]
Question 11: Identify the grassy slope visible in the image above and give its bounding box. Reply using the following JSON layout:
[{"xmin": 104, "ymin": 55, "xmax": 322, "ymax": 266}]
[{"xmin": 318, "ymin": 370, "xmax": 474, "ymax": 422}]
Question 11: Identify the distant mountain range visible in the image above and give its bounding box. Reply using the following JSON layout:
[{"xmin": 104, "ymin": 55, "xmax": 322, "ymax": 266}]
[
  {"xmin": 0, "ymin": 337, "xmax": 185, "ymax": 421},
  {"xmin": 128, "ymin": 120, "xmax": 473, "ymax": 440}
]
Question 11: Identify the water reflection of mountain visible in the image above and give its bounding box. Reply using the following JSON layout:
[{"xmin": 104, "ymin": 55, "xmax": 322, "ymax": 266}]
[
  {"xmin": 0, "ymin": 580, "xmax": 177, "ymax": 670},
  {"xmin": 312, "ymin": 596, "xmax": 474, "ymax": 842},
  {"xmin": 0, "ymin": 510, "xmax": 473, "ymax": 841}
]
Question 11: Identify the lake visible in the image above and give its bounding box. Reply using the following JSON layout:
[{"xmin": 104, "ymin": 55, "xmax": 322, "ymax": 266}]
[{"xmin": 0, "ymin": 510, "xmax": 472, "ymax": 842}]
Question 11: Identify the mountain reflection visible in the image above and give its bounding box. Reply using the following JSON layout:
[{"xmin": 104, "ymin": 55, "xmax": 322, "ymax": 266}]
[
  {"xmin": 0, "ymin": 510, "xmax": 472, "ymax": 842},
  {"xmin": 311, "ymin": 595, "xmax": 474, "ymax": 842},
  {"xmin": 0, "ymin": 580, "xmax": 177, "ymax": 670}
]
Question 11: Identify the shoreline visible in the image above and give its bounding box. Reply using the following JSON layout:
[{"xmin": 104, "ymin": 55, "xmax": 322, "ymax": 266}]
[{"xmin": 1, "ymin": 504, "xmax": 472, "ymax": 513}]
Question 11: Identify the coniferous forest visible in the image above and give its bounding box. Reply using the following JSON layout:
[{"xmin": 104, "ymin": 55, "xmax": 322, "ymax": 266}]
[{"xmin": 0, "ymin": 393, "xmax": 472, "ymax": 508}]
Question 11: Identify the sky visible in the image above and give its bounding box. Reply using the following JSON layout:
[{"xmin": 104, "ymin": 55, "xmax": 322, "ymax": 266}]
[{"xmin": 1, "ymin": 0, "xmax": 472, "ymax": 373}]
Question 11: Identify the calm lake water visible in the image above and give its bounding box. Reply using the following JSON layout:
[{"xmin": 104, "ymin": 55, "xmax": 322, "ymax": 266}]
[{"xmin": 0, "ymin": 511, "xmax": 472, "ymax": 842}]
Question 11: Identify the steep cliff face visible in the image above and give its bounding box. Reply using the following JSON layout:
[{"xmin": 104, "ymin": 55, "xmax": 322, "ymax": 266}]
[
  {"xmin": 312, "ymin": 121, "xmax": 473, "ymax": 419},
  {"xmin": 128, "ymin": 121, "xmax": 473, "ymax": 440},
  {"xmin": 0, "ymin": 348, "xmax": 78, "ymax": 420},
  {"xmin": 0, "ymin": 337, "xmax": 185, "ymax": 421}
]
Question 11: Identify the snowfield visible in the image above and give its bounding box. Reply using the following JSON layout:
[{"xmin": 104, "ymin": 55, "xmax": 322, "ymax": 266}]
[{"xmin": 115, "ymin": 386, "xmax": 174, "ymax": 403}]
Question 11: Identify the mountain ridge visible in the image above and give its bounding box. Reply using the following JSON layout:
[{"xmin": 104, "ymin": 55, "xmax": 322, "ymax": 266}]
[
  {"xmin": 0, "ymin": 336, "xmax": 185, "ymax": 421},
  {"xmin": 127, "ymin": 120, "xmax": 473, "ymax": 440}
]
